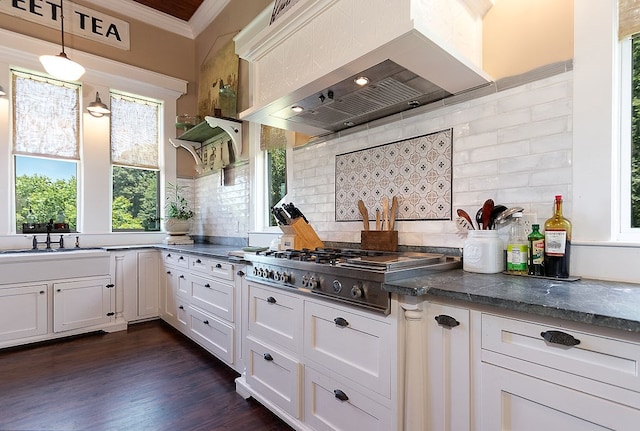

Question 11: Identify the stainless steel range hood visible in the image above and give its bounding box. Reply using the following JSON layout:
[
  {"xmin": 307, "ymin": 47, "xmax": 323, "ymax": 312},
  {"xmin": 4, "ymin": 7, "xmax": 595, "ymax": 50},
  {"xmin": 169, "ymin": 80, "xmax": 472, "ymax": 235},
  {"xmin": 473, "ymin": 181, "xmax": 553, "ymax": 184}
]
[{"xmin": 235, "ymin": 0, "xmax": 494, "ymax": 137}]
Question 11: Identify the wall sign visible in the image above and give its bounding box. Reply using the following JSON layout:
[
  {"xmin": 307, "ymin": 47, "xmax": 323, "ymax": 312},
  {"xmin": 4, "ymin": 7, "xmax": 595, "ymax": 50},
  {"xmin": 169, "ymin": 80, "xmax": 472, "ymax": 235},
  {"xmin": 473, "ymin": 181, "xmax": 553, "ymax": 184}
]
[
  {"xmin": 0, "ymin": 0, "xmax": 130, "ymax": 50},
  {"xmin": 335, "ymin": 129, "xmax": 453, "ymax": 222}
]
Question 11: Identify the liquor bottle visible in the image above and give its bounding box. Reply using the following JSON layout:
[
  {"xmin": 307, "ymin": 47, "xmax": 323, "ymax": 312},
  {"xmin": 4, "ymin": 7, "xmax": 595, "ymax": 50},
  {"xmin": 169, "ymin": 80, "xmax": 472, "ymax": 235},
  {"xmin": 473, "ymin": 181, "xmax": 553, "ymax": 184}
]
[
  {"xmin": 506, "ymin": 212, "xmax": 528, "ymax": 274},
  {"xmin": 544, "ymin": 195, "xmax": 572, "ymax": 278},
  {"xmin": 26, "ymin": 209, "xmax": 36, "ymax": 229},
  {"xmin": 527, "ymin": 224, "xmax": 545, "ymax": 276}
]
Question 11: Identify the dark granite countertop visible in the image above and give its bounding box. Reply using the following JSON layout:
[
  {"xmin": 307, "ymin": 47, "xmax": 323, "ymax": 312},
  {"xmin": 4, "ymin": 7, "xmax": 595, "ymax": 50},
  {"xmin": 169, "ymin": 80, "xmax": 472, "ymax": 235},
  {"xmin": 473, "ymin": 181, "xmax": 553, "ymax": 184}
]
[
  {"xmin": 104, "ymin": 243, "xmax": 248, "ymax": 262},
  {"xmin": 383, "ymin": 269, "xmax": 640, "ymax": 333}
]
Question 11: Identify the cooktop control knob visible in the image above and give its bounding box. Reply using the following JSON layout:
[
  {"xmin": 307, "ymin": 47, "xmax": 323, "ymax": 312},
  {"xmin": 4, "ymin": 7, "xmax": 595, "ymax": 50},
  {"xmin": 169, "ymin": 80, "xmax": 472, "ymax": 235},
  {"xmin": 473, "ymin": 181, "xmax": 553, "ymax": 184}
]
[
  {"xmin": 309, "ymin": 276, "xmax": 318, "ymax": 289},
  {"xmin": 301, "ymin": 274, "xmax": 310, "ymax": 287},
  {"xmin": 281, "ymin": 272, "xmax": 290, "ymax": 283},
  {"xmin": 332, "ymin": 280, "xmax": 343, "ymax": 293},
  {"xmin": 253, "ymin": 267, "xmax": 259, "ymax": 276},
  {"xmin": 351, "ymin": 284, "xmax": 364, "ymax": 299}
]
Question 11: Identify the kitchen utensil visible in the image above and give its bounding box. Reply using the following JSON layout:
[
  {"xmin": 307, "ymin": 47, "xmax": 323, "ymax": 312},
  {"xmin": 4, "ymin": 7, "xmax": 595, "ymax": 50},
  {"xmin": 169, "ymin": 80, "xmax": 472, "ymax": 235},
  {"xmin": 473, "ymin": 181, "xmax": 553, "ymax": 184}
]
[
  {"xmin": 389, "ymin": 196, "xmax": 398, "ymax": 230},
  {"xmin": 493, "ymin": 206, "xmax": 525, "ymax": 226},
  {"xmin": 456, "ymin": 217, "xmax": 474, "ymax": 233},
  {"xmin": 475, "ymin": 208, "xmax": 483, "ymax": 230},
  {"xmin": 381, "ymin": 197, "xmax": 389, "ymax": 230},
  {"xmin": 375, "ymin": 209, "xmax": 381, "ymax": 230},
  {"xmin": 456, "ymin": 209, "xmax": 475, "ymax": 230},
  {"xmin": 489, "ymin": 205, "xmax": 508, "ymax": 229},
  {"xmin": 357, "ymin": 200, "xmax": 370, "ymax": 231},
  {"xmin": 482, "ymin": 199, "xmax": 494, "ymax": 230}
]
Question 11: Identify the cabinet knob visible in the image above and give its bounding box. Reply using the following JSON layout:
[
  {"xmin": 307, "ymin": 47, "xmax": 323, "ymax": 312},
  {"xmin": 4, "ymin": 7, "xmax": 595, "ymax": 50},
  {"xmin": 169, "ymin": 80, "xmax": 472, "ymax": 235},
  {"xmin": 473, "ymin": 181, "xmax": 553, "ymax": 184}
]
[
  {"xmin": 237, "ymin": 270, "xmax": 245, "ymax": 277},
  {"xmin": 266, "ymin": 296, "xmax": 277, "ymax": 304},
  {"xmin": 333, "ymin": 389, "xmax": 349, "ymax": 402},
  {"xmin": 435, "ymin": 314, "xmax": 460, "ymax": 328},
  {"xmin": 179, "ymin": 256, "xmax": 184, "ymax": 260},
  {"xmin": 263, "ymin": 353, "xmax": 274, "ymax": 361},
  {"xmin": 204, "ymin": 283, "xmax": 211, "ymax": 289},
  {"xmin": 56, "ymin": 289, "xmax": 61, "ymax": 292},
  {"xmin": 203, "ymin": 320, "xmax": 209, "ymax": 325},
  {"xmin": 179, "ymin": 305, "xmax": 184, "ymax": 310},
  {"xmin": 39, "ymin": 290, "xmax": 45, "ymax": 294},
  {"xmin": 541, "ymin": 330, "xmax": 580, "ymax": 347},
  {"xmin": 166, "ymin": 270, "xmax": 171, "ymax": 274},
  {"xmin": 334, "ymin": 317, "xmax": 349, "ymax": 327},
  {"xmin": 196, "ymin": 259, "xmax": 202, "ymax": 263},
  {"xmin": 167, "ymin": 253, "xmax": 171, "ymax": 257},
  {"xmin": 215, "ymin": 263, "xmax": 222, "ymax": 269},
  {"xmin": 179, "ymin": 275, "xmax": 185, "ymax": 279}
]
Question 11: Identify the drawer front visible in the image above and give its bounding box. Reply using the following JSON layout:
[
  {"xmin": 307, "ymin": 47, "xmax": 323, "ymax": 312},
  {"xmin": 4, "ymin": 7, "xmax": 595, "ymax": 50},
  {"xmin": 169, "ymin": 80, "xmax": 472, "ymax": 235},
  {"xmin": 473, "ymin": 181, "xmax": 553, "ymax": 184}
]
[
  {"xmin": 247, "ymin": 282, "xmax": 303, "ymax": 352},
  {"xmin": 189, "ymin": 274, "xmax": 234, "ymax": 322},
  {"xmin": 188, "ymin": 306, "xmax": 234, "ymax": 365},
  {"xmin": 482, "ymin": 313, "xmax": 640, "ymax": 393},
  {"xmin": 246, "ymin": 336, "xmax": 301, "ymax": 419},
  {"xmin": 189, "ymin": 256, "xmax": 234, "ymax": 281},
  {"xmin": 304, "ymin": 366, "xmax": 391, "ymax": 431},
  {"xmin": 162, "ymin": 251, "xmax": 188, "ymax": 268},
  {"xmin": 303, "ymin": 301, "xmax": 392, "ymax": 397}
]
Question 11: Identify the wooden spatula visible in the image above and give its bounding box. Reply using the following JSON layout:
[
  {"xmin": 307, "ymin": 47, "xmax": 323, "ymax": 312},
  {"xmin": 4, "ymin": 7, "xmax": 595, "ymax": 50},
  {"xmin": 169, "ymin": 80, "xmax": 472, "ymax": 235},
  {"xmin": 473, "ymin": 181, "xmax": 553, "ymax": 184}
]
[
  {"xmin": 357, "ymin": 200, "xmax": 369, "ymax": 231},
  {"xmin": 389, "ymin": 196, "xmax": 398, "ymax": 231},
  {"xmin": 381, "ymin": 197, "xmax": 389, "ymax": 231}
]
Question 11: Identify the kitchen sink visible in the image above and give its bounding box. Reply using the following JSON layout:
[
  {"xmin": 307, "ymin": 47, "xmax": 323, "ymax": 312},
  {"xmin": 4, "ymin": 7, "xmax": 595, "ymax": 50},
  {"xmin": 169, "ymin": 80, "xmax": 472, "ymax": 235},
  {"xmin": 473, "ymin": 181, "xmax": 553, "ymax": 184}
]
[{"xmin": 0, "ymin": 247, "xmax": 102, "ymax": 254}]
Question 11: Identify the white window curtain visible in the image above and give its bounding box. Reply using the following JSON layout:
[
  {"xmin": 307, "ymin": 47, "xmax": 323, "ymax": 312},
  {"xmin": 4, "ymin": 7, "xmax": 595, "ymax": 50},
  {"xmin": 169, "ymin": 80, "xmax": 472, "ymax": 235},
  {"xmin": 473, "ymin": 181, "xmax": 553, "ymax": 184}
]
[
  {"xmin": 110, "ymin": 93, "xmax": 160, "ymax": 169},
  {"xmin": 12, "ymin": 71, "xmax": 80, "ymax": 159},
  {"xmin": 619, "ymin": 0, "xmax": 640, "ymax": 39}
]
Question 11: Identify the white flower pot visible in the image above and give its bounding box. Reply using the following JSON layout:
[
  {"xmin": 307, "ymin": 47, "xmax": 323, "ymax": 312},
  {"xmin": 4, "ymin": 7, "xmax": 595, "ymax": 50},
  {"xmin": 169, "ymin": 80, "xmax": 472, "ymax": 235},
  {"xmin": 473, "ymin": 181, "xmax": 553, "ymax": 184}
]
[{"xmin": 164, "ymin": 218, "xmax": 191, "ymax": 235}]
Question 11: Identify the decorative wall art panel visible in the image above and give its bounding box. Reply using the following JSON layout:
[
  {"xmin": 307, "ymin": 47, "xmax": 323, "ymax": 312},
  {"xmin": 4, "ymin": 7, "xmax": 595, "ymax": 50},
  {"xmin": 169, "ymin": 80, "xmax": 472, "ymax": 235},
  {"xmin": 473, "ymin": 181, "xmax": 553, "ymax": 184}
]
[{"xmin": 335, "ymin": 129, "xmax": 453, "ymax": 222}]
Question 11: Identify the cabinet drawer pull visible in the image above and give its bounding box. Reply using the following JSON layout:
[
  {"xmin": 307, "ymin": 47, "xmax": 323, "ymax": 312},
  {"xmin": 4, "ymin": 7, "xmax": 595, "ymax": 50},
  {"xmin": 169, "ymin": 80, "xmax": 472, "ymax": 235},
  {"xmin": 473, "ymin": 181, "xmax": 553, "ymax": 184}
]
[
  {"xmin": 166, "ymin": 270, "xmax": 172, "ymax": 274},
  {"xmin": 541, "ymin": 330, "xmax": 580, "ymax": 347},
  {"xmin": 40, "ymin": 290, "xmax": 45, "ymax": 294},
  {"xmin": 167, "ymin": 253, "xmax": 171, "ymax": 257},
  {"xmin": 196, "ymin": 259, "xmax": 202, "ymax": 264},
  {"xmin": 179, "ymin": 256, "xmax": 184, "ymax": 260},
  {"xmin": 334, "ymin": 317, "xmax": 349, "ymax": 327},
  {"xmin": 263, "ymin": 353, "xmax": 274, "ymax": 361},
  {"xmin": 203, "ymin": 320, "xmax": 209, "ymax": 325},
  {"xmin": 266, "ymin": 296, "xmax": 277, "ymax": 304},
  {"xmin": 333, "ymin": 389, "xmax": 349, "ymax": 402},
  {"xmin": 56, "ymin": 289, "xmax": 61, "ymax": 292},
  {"xmin": 215, "ymin": 263, "xmax": 223, "ymax": 269},
  {"xmin": 435, "ymin": 314, "xmax": 460, "ymax": 328},
  {"xmin": 179, "ymin": 275, "xmax": 185, "ymax": 279},
  {"xmin": 179, "ymin": 305, "xmax": 184, "ymax": 310},
  {"xmin": 204, "ymin": 283, "xmax": 211, "ymax": 289},
  {"xmin": 237, "ymin": 270, "xmax": 245, "ymax": 277}
]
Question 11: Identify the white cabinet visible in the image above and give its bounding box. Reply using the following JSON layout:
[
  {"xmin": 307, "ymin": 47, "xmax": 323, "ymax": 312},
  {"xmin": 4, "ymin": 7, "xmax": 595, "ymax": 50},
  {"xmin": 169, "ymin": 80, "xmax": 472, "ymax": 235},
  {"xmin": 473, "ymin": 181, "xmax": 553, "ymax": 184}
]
[
  {"xmin": 53, "ymin": 276, "xmax": 113, "ymax": 332},
  {"xmin": 137, "ymin": 250, "xmax": 159, "ymax": 317},
  {"xmin": 479, "ymin": 312, "xmax": 640, "ymax": 430},
  {"xmin": 112, "ymin": 248, "xmax": 159, "ymax": 323},
  {"xmin": 424, "ymin": 302, "xmax": 471, "ymax": 431},
  {"xmin": 160, "ymin": 250, "xmax": 244, "ymax": 372},
  {"xmin": 0, "ymin": 283, "xmax": 48, "ymax": 342},
  {"xmin": 238, "ymin": 280, "xmax": 398, "ymax": 431}
]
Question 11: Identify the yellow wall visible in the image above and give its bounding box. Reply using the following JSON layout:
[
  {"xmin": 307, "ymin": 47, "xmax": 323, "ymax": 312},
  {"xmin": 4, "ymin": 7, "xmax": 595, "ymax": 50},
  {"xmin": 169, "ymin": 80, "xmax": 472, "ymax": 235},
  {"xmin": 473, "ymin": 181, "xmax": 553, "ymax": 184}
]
[{"xmin": 483, "ymin": 0, "xmax": 574, "ymax": 79}]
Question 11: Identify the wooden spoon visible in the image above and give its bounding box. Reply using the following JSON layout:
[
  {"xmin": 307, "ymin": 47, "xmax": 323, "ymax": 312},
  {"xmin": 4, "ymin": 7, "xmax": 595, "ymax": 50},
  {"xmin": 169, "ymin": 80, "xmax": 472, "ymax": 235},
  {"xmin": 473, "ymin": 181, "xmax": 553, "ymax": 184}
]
[
  {"xmin": 375, "ymin": 209, "xmax": 381, "ymax": 230},
  {"xmin": 456, "ymin": 209, "xmax": 475, "ymax": 230},
  {"xmin": 389, "ymin": 196, "xmax": 398, "ymax": 231},
  {"xmin": 381, "ymin": 197, "xmax": 389, "ymax": 231},
  {"xmin": 357, "ymin": 200, "xmax": 369, "ymax": 231},
  {"xmin": 482, "ymin": 199, "xmax": 494, "ymax": 230}
]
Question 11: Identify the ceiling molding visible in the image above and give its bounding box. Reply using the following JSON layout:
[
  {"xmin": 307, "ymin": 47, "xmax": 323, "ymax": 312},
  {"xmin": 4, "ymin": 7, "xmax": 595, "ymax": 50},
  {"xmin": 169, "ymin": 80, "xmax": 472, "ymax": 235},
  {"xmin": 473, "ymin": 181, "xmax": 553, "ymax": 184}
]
[
  {"xmin": 189, "ymin": 0, "xmax": 232, "ymax": 38},
  {"xmin": 82, "ymin": 0, "xmax": 231, "ymax": 39}
]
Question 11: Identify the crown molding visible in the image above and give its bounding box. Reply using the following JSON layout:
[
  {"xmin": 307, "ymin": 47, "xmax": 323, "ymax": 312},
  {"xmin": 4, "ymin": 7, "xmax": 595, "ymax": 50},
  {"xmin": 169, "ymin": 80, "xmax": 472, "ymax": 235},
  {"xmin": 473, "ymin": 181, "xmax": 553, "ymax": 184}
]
[{"xmin": 189, "ymin": 0, "xmax": 232, "ymax": 38}]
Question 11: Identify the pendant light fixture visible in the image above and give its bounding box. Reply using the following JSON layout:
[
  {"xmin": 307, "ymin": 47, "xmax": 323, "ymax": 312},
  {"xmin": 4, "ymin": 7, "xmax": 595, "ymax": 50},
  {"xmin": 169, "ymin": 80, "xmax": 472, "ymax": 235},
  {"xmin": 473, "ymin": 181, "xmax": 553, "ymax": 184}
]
[
  {"xmin": 87, "ymin": 92, "xmax": 110, "ymax": 117},
  {"xmin": 39, "ymin": 0, "xmax": 85, "ymax": 81}
]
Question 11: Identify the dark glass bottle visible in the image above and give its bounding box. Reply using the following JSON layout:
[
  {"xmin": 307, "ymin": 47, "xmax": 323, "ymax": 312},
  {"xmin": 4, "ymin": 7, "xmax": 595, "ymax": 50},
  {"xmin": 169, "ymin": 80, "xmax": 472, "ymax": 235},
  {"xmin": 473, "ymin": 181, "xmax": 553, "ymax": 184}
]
[
  {"xmin": 544, "ymin": 195, "xmax": 572, "ymax": 278},
  {"xmin": 528, "ymin": 224, "xmax": 545, "ymax": 276}
]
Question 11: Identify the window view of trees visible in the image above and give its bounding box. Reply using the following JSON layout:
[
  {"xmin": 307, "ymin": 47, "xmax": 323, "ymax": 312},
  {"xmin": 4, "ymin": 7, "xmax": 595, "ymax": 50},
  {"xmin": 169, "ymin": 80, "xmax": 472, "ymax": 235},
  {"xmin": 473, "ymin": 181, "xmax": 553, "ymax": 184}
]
[
  {"xmin": 267, "ymin": 147, "xmax": 287, "ymax": 226},
  {"xmin": 112, "ymin": 166, "xmax": 159, "ymax": 231},
  {"xmin": 15, "ymin": 156, "xmax": 77, "ymax": 232},
  {"xmin": 632, "ymin": 36, "xmax": 640, "ymax": 227}
]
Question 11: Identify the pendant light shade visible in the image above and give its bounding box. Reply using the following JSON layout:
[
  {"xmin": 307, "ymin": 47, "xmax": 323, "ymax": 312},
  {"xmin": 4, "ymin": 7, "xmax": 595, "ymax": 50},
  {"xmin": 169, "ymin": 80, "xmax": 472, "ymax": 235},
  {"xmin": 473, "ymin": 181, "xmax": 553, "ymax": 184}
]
[
  {"xmin": 39, "ymin": 0, "xmax": 85, "ymax": 81},
  {"xmin": 87, "ymin": 92, "xmax": 110, "ymax": 117}
]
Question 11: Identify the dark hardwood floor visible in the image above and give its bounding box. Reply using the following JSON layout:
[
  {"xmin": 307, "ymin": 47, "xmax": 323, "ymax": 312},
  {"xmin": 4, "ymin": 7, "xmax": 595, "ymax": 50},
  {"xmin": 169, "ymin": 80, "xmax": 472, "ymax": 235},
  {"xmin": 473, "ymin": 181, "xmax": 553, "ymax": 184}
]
[{"xmin": 0, "ymin": 320, "xmax": 294, "ymax": 431}]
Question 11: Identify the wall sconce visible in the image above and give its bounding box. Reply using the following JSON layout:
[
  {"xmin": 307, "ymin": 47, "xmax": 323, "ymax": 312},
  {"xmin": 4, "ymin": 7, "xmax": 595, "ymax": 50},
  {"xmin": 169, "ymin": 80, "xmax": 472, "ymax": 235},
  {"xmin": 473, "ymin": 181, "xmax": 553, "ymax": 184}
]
[
  {"xmin": 87, "ymin": 92, "xmax": 110, "ymax": 117},
  {"xmin": 39, "ymin": 0, "xmax": 85, "ymax": 81}
]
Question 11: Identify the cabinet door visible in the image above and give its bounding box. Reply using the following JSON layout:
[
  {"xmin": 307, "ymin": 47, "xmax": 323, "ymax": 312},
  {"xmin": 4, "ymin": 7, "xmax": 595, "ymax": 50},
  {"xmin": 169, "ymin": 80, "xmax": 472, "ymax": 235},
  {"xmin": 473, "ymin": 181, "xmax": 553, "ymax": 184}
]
[
  {"xmin": 481, "ymin": 363, "xmax": 640, "ymax": 430},
  {"xmin": 425, "ymin": 302, "xmax": 471, "ymax": 431},
  {"xmin": 53, "ymin": 277, "xmax": 112, "ymax": 332},
  {"xmin": 305, "ymin": 366, "xmax": 391, "ymax": 431},
  {"xmin": 137, "ymin": 250, "xmax": 159, "ymax": 317},
  {"xmin": 0, "ymin": 284, "xmax": 48, "ymax": 342},
  {"xmin": 304, "ymin": 300, "xmax": 392, "ymax": 397},
  {"xmin": 160, "ymin": 267, "xmax": 178, "ymax": 324}
]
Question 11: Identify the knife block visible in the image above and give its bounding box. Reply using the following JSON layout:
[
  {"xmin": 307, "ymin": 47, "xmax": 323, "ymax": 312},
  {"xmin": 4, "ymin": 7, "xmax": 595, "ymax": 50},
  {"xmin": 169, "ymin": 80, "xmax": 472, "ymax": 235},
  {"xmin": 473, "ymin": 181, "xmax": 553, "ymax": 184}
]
[
  {"xmin": 279, "ymin": 218, "xmax": 324, "ymax": 250},
  {"xmin": 361, "ymin": 230, "xmax": 398, "ymax": 252}
]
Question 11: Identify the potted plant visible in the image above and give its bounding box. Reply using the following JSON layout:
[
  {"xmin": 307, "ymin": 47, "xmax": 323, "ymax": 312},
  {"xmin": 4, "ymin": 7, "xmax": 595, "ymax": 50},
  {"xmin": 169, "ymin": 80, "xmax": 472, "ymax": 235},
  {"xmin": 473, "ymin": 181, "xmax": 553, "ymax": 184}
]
[{"xmin": 164, "ymin": 182, "xmax": 194, "ymax": 235}]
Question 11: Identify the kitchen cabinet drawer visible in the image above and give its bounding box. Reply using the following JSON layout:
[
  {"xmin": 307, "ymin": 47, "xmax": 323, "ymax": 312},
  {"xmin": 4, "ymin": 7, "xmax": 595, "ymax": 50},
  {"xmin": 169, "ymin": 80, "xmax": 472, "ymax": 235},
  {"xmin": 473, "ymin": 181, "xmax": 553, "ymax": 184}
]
[
  {"xmin": 246, "ymin": 335, "xmax": 302, "ymax": 419},
  {"xmin": 304, "ymin": 366, "xmax": 391, "ymax": 431},
  {"xmin": 189, "ymin": 273, "xmax": 234, "ymax": 322},
  {"xmin": 189, "ymin": 256, "xmax": 234, "ymax": 281},
  {"xmin": 303, "ymin": 300, "xmax": 392, "ymax": 397},
  {"xmin": 188, "ymin": 305, "xmax": 234, "ymax": 365},
  {"xmin": 162, "ymin": 251, "xmax": 189, "ymax": 268},
  {"xmin": 0, "ymin": 283, "xmax": 48, "ymax": 342},
  {"xmin": 482, "ymin": 313, "xmax": 640, "ymax": 393},
  {"xmin": 247, "ymin": 282, "xmax": 303, "ymax": 352}
]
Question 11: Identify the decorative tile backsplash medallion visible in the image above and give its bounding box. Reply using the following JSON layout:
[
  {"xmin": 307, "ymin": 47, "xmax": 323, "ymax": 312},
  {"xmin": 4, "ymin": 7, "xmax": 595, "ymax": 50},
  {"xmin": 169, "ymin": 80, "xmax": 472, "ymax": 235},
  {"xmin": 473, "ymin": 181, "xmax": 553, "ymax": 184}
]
[{"xmin": 335, "ymin": 129, "xmax": 453, "ymax": 222}]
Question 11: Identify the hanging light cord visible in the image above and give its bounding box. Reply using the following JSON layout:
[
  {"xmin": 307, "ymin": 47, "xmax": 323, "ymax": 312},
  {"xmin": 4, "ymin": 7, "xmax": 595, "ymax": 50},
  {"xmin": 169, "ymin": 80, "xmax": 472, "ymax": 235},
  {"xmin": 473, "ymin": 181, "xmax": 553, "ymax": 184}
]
[{"xmin": 60, "ymin": 1, "xmax": 67, "ymax": 56}]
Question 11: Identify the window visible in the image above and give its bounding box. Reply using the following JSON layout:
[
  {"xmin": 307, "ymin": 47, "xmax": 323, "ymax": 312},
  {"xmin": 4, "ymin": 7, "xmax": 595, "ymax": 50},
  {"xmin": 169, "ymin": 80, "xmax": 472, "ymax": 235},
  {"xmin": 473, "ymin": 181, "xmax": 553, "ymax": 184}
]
[
  {"xmin": 260, "ymin": 125, "xmax": 288, "ymax": 227},
  {"xmin": 631, "ymin": 36, "xmax": 640, "ymax": 228},
  {"xmin": 12, "ymin": 71, "xmax": 79, "ymax": 232},
  {"xmin": 110, "ymin": 93, "xmax": 161, "ymax": 231}
]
